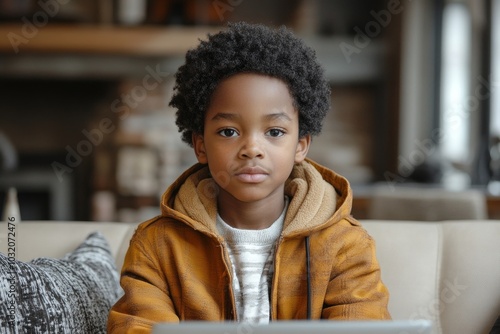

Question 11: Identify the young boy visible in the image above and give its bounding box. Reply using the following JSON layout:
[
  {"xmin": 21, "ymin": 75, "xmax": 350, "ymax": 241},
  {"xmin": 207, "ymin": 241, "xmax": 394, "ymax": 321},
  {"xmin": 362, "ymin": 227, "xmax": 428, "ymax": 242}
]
[{"xmin": 108, "ymin": 22, "xmax": 390, "ymax": 332}]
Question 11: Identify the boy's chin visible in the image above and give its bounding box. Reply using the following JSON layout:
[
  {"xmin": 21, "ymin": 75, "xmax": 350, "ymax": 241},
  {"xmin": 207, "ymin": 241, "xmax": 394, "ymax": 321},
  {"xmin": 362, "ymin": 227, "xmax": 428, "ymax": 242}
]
[{"xmin": 218, "ymin": 187, "xmax": 283, "ymax": 204}]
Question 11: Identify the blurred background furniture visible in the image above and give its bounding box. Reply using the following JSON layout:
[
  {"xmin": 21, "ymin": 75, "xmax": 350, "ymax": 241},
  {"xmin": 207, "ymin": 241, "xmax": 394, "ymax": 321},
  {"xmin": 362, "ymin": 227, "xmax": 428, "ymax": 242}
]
[
  {"xmin": 1, "ymin": 0, "xmax": 498, "ymax": 223},
  {"xmin": 367, "ymin": 185, "xmax": 488, "ymax": 220}
]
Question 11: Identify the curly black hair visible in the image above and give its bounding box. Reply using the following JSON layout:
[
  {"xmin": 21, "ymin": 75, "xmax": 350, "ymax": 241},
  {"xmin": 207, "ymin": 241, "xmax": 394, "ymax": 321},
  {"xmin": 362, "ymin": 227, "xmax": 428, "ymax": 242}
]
[{"xmin": 170, "ymin": 21, "xmax": 331, "ymax": 146}]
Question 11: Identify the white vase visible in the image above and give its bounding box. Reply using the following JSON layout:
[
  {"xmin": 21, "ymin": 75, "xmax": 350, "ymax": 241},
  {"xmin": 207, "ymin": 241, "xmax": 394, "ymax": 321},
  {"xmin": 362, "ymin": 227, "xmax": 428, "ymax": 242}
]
[
  {"xmin": 1, "ymin": 187, "xmax": 21, "ymax": 256},
  {"xmin": 117, "ymin": 0, "xmax": 147, "ymax": 26}
]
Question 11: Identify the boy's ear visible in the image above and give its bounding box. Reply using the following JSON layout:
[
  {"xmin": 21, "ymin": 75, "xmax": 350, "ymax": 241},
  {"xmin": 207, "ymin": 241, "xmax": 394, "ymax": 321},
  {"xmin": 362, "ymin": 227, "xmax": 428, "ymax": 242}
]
[
  {"xmin": 294, "ymin": 134, "xmax": 311, "ymax": 163},
  {"xmin": 193, "ymin": 133, "xmax": 208, "ymax": 164}
]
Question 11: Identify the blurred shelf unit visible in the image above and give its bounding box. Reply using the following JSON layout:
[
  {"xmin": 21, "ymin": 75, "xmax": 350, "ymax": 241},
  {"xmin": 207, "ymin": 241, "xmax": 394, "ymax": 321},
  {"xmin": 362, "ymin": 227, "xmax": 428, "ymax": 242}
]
[
  {"xmin": 0, "ymin": 24, "xmax": 223, "ymax": 78},
  {"xmin": 0, "ymin": 23, "xmax": 385, "ymax": 82},
  {"xmin": 0, "ymin": 24, "xmax": 222, "ymax": 56},
  {"xmin": 0, "ymin": 1, "xmax": 394, "ymax": 221}
]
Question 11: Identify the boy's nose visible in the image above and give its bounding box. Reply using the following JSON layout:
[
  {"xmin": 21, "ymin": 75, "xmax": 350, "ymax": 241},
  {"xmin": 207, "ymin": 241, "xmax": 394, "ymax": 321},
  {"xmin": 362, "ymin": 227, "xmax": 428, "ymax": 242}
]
[{"xmin": 239, "ymin": 136, "xmax": 264, "ymax": 159}]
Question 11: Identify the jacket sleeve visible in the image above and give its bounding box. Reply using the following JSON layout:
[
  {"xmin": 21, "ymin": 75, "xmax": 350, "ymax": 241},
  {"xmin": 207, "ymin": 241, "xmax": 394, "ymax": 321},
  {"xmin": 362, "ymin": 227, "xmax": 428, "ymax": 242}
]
[
  {"xmin": 107, "ymin": 228, "xmax": 179, "ymax": 333},
  {"xmin": 322, "ymin": 221, "xmax": 391, "ymax": 319}
]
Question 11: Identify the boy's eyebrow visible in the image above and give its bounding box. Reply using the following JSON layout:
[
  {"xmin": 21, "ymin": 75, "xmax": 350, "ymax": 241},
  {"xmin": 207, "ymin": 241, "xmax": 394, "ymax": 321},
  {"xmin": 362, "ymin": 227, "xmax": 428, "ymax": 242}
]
[
  {"xmin": 209, "ymin": 111, "xmax": 293, "ymax": 122},
  {"xmin": 264, "ymin": 112, "xmax": 293, "ymax": 122},
  {"xmin": 210, "ymin": 113, "xmax": 239, "ymax": 121}
]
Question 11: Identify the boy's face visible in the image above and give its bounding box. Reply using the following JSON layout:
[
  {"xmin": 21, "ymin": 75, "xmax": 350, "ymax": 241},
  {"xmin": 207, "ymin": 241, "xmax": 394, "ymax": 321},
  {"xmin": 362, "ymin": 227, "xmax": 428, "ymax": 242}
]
[{"xmin": 193, "ymin": 73, "xmax": 310, "ymax": 204}]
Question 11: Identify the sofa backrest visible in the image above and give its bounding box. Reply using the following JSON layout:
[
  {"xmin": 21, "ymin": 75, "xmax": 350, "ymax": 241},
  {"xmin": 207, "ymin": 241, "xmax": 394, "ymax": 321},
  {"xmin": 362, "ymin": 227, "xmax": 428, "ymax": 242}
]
[
  {"xmin": 362, "ymin": 220, "xmax": 500, "ymax": 334},
  {"xmin": 367, "ymin": 187, "xmax": 488, "ymax": 221}
]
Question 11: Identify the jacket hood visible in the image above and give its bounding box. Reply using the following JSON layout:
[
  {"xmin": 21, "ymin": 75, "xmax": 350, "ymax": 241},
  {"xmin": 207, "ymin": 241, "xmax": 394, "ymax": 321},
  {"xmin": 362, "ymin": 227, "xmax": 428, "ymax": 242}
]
[{"xmin": 160, "ymin": 158, "xmax": 355, "ymax": 239}]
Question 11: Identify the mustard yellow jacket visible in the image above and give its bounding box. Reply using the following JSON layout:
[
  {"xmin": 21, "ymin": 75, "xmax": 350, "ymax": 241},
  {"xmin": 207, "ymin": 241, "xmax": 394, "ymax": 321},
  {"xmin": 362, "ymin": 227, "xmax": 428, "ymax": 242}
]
[{"xmin": 108, "ymin": 159, "xmax": 390, "ymax": 333}]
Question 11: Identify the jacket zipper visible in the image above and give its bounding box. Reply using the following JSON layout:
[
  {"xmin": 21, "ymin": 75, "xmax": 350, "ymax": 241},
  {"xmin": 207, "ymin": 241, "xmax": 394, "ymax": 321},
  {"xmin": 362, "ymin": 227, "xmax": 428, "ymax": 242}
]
[
  {"xmin": 269, "ymin": 236, "xmax": 284, "ymax": 321},
  {"xmin": 219, "ymin": 240, "xmax": 238, "ymax": 321}
]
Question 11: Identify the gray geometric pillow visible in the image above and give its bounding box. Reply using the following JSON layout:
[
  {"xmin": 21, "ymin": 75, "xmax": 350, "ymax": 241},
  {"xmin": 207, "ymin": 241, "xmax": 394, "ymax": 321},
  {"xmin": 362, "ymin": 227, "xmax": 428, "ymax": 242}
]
[{"xmin": 0, "ymin": 232, "xmax": 123, "ymax": 333}]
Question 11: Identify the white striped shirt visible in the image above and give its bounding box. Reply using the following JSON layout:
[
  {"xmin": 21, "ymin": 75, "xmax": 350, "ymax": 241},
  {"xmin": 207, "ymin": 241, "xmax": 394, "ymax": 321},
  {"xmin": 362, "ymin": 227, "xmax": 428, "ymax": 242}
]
[{"xmin": 216, "ymin": 199, "xmax": 288, "ymax": 323}]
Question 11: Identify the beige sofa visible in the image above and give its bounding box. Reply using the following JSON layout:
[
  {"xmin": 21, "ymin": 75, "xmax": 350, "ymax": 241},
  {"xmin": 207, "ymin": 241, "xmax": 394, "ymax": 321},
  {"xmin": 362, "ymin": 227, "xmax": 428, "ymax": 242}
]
[{"xmin": 12, "ymin": 220, "xmax": 500, "ymax": 334}]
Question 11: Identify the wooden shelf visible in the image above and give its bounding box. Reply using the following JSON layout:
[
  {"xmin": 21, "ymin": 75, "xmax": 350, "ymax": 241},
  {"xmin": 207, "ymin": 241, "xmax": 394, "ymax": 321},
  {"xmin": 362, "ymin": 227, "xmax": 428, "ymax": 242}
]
[
  {"xmin": 0, "ymin": 24, "xmax": 223, "ymax": 56},
  {"xmin": 0, "ymin": 24, "xmax": 384, "ymax": 82}
]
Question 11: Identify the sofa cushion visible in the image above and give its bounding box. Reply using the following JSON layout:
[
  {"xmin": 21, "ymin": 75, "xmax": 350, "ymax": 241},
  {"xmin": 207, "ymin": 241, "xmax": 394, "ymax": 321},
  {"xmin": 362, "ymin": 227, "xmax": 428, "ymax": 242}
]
[
  {"xmin": 363, "ymin": 220, "xmax": 500, "ymax": 334},
  {"xmin": 0, "ymin": 231, "xmax": 123, "ymax": 333}
]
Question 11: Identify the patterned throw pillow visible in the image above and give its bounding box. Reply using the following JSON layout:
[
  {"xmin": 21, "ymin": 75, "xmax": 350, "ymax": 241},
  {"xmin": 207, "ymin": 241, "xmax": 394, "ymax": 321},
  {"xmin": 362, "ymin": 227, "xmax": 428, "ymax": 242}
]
[{"xmin": 0, "ymin": 232, "xmax": 123, "ymax": 333}]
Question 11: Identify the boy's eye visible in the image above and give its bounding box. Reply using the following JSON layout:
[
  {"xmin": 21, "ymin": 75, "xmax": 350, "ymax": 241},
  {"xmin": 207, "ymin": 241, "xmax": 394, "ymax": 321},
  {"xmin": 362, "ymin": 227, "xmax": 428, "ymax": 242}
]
[
  {"xmin": 218, "ymin": 128, "xmax": 238, "ymax": 137},
  {"xmin": 266, "ymin": 129, "xmax": 285, "ymax": 137}
]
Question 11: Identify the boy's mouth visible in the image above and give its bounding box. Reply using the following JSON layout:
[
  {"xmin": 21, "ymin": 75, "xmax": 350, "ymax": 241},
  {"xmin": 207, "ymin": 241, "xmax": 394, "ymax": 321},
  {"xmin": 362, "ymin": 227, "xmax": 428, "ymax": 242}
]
[{"xmin": 234, "ymin": 166, "xmax": 268, "ymax": 183}]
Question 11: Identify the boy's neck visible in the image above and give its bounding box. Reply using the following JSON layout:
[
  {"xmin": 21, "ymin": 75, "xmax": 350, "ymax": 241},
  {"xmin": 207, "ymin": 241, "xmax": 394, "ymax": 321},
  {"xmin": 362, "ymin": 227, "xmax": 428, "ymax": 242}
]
[{"xmin": 217, "ymin": 191, "xmax": 286, "ymax": 230}]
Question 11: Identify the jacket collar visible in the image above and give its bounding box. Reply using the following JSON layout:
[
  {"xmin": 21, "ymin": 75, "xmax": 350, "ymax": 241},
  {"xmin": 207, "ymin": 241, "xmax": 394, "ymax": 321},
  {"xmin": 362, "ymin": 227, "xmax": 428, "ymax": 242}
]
[{"xmin": 160, "ymin": 159, "xmax": 354, "ymax": 238}]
